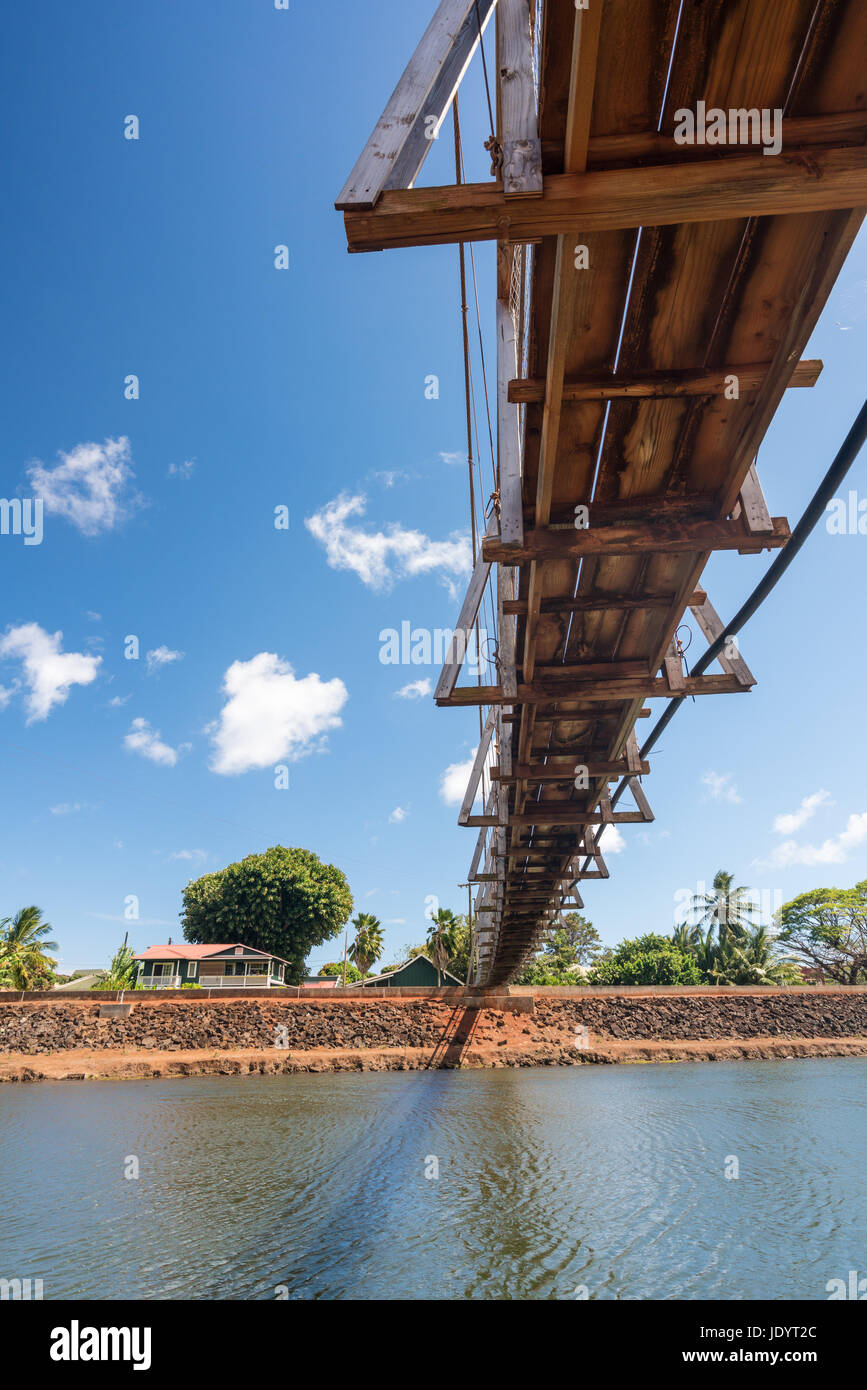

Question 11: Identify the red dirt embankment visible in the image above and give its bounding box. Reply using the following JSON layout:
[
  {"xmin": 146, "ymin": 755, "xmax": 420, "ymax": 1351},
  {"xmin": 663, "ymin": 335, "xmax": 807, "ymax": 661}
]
[{"xmin": 0, "ymin": 988, "xmax": 865, "ymax": 1082}]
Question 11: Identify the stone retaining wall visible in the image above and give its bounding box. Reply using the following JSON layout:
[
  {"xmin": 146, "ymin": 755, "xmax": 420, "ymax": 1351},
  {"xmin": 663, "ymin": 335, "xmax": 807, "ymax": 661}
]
[{"xmin": 0, "ymin": 988, "xmax": 865, "ymax": 1056}]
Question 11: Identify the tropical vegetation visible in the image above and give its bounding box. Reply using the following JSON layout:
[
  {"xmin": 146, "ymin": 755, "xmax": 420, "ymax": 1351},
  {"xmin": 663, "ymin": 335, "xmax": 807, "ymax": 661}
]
[
  {"xmin": 777, "ymin": 879, "xmax": 867, "ymax": 984},
  {"xmin": 0, "ymin": 906, "xmax": 59, "ymax": 989},
  {"xmin": 348, "ymin": 913, "xmax": 384, "ymax": 980},
  {"xmin": 181, "ymin": 845, "xmax": 352, "ymax": 985}
]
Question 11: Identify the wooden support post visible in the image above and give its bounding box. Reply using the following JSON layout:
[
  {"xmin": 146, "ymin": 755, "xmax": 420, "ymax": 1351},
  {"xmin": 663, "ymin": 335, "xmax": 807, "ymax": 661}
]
[
  {"xmin": 458, "ymin": 709, "xmax": 496, "ymax": 826},
  {"xmin": 735, "ymin": 461, "xmax": 774, "ymax": 534},
  {"xmin": 336, "ymin": 0, "xmax": 498, "ymax": 209},
  {"xmin": 434, "ymin": 517, "xmax": 496, "ymax": 700},
  {"xmin": 497, "ymin": 0, "xmax": 542, "ymax": 196},
  {"xmin": 688, "ymin": 593, "xmax": 756, "ymax": 687},
  {"xmin": 496, "ymin": 300, "xmax": 524, "ymax": 548}
]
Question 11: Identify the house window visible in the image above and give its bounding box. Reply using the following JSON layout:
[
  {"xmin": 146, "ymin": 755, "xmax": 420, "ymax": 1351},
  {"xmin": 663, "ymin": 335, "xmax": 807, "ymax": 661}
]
[
  {"xmin": 187, "ymin": 961, "xmax": 198, "ymax": 978},
  {"xmin": 248, "ymin": 963, "xmax": 266, "ymax": 976}
]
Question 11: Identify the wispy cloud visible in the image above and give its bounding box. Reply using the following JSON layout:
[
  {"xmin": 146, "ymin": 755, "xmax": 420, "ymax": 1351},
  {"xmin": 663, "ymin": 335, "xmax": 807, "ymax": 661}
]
[
  {"xmin": 773, "ymin": 789, "xmax": 833, "ymax": 835},
  {"xmin": 209, "ymin": 652, "xmax": 348, "ymax": 775},
  {"xmin": 757, "ymin": 811, "xmax": 867, "ymax": 868},
  {"xmin": 166, "ymin": 849, "xmax": 208, "ymax": 863},
  {"xmin": 50, "ymin": 802, "xmax": 94, "ymax": 816},
  {"xmin": 108, "ymin": 694, "xmax": 131, "ymax": 707},
  {"xmin": 701, "ymin": 770, "xmax": 741, "ymax": 804},
  {"xmin": 124, "ymin": 717, "xmax": 188, "ymax": 767},
  {"xmin": 395, "ymin": 678, "xmax": 431, "ymax": 700},
  {"xmin": 439, "ymin": 451, "xmax": 465, "ymax": 467},
  {"xmin": 305, "ymin": 493, "xmax": 471, "ymax": 593},
  {"xmin": 26, "ymin": 436, "xmax": 142, "ymax": 535},
  {"xmin": 167, "ymin": 458, "xmax": 195, "ymax": 480},
  {"xmin": 389, "ymin": 805, "xmax": 409, "ymax": 823},
  {"xmin": 0, "ymin": 623, "xmax": 101, "ymax": 722},
  {"xmin": 146, "ymin": 645, "xmax": 185, "ymax": 675}
]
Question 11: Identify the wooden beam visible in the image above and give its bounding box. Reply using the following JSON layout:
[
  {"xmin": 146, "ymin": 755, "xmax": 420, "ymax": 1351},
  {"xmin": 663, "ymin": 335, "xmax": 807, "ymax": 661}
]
[
  {"xmin": 483, "ymin": 516, "xmax": 790, "ymax": 563},
  {"xmin": 507, "ymin": 358, "xmax": 822, "ymax": 403},
  {"xmin": 736, "ymin": 461, "xmax": 774, "ymax": 534},
  {"xmin": 497, "ymin": 0, "xmax": 542, "ymax": 196},
  {"xmin": 434, "ymin": 518, "xmax": 495, "ymax": 699},
  {"xmin": 336, "ymin": 0, "xmax": 497, "ymax": 210},
  {"xmin": 438, "ymin": 674, "xmax": 754, "ymax": 706},
  {"xmin": 341, "ymin": 146, "xmax": 867, "ymax": 251},
  {"xmin": 688, "ymin": 593, "xmax": 756, "ymax": 687},
  {"xmin": 458, "ymin": 710, "xmax": 496, "ymax": 826},
  {"xmin": 493, "ymin": 757, "xmax": 651, "ymax": 781},
  {"xmin": 496, "ymin": 299, "xmax": 524, "ymax": 547},
  {"xmin": 504, "ymin": 592, "xmax": 675, "ymax": 615}
]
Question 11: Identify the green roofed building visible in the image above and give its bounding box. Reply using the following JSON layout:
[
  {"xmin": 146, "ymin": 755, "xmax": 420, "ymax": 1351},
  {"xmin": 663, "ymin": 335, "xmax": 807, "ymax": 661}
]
[{"xmin": 354, "ymin": 954, "xmax": 463, "ymax": 988}]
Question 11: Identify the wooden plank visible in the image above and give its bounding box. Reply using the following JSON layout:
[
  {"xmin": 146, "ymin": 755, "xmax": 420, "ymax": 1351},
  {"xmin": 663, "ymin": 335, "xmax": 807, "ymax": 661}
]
[
  {"xmin": 627, "ymin": 776, "xmax": 654, "ymax": 823},
  {"xmin": 504, "ymin": 592, "xmax": 675, "ymax": 615},
  {"xmin": 688, "ymin": 593, "xmax": 756, "ymax": 687},
  {"xmin": 458, "ymin": 710, "xmax": 496, "ymax": 826},
  {"xmin": 336, "ymin": 0, "xmax": 497, "ymax": 210},
  {"xmin": 497, "ymin": 0, "xmax": 542, "ymax": 196},
  {"xmin": 662, "ymin": 639, "xmax": 685, "ymax": 691},
  {"xmin": 434, "ymin": 519, "xmax": 496, "ymax": 699},
  {"xmin": 484, "ymin": 516, "xmax": 790, "ymax": 563},
  {"xmin": 494, "ymin": 757, "xmax": 651, "ymax": 781},
  {"xmin": 508, "ymin": 358, "xmax": 823, "ymax": 403},
  {"xmin": 438, "ymin": 673, "xmax": 754, "ymax": 705},
  {"xmin": 496, "ymin": 299, "xmax": 524, "ymax": 547},
  {"xmin": 737, "ymin": 461, "xmax": 774, "ymax": 533},
  {"xmin": 341, "ymin": 146, "xmax": 867, "ymax": 251},
  {"xmin": 575, "ymin": 110, "xmax": 867, "ymax": 170}
]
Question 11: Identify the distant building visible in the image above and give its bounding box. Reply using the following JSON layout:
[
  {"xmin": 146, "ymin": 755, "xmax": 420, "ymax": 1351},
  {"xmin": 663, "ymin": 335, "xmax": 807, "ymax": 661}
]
[
  {"xmin": 798, "ymin": 965, "xmax": 826, "ymax": 984},
  {"xmin": 53, "ymin": 973, "xmax": 106, "ymax": 992},
  {"xmin": 353, "ymin": 954, "xmax": 463, "ymax": 988},
  {"xmin": 134, "ymin": 943, "xmax": 290, "ymax": 989}
]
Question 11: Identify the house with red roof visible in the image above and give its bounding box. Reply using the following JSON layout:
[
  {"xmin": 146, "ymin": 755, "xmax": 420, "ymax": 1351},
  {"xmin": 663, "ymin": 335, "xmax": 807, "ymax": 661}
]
[{"xmin": 134, "ymin": 942, "xmax": 290, "ymax": 990}]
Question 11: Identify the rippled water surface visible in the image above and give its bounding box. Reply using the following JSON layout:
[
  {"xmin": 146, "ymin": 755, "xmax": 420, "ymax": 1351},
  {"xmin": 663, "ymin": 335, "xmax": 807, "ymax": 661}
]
[{"xmin": 2, "ymin": 1060, "xmax": 864, "ymax": 1299}]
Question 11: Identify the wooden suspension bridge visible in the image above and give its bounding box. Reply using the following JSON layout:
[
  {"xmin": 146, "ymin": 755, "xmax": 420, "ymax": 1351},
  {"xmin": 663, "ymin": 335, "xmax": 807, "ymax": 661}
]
[{"xmin": 336, "ymin": 0, "xmax": 867, "ymax": 986}]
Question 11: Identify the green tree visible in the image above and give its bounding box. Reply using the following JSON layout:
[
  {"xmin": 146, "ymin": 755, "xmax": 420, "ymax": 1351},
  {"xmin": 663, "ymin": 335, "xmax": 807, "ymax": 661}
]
[
  {"xmin": 684, "ymin": 870, "xmax": 759, "ymax": 944},
  {"xmin": 348, "ymin": 913, "xmax": 384, "ymax": 980},
  {"xmin": 181, "ymin": 846, "xmax": 352, "ymax": 985},
  {"xmin": 544, "ymin": 914, "xmax": 603, "ymax": 968},
  {"xmin": 710, "ymin": 924, "xmax": 802, "ymax": 986},
  {"xmin": 0, "ymin": 906, "xmax": 59, "ymax": 989},
  {"xmin": 319, "ymin": 960, "xmax": 362, "ymax": 983},
  {"xmin": 589, "ymin": 933, "xmax": 701, "ymax": 986},
  {"xmin": 91, "ymin": 944, "xmax": 139, "ymax": 991},
  {"xmin": 777, "ymin": 881, "xmax": 867, "ymax": 984},
  {"xmin": 426, "ymin": 907, "xmax": 459, "ymax": 984}
]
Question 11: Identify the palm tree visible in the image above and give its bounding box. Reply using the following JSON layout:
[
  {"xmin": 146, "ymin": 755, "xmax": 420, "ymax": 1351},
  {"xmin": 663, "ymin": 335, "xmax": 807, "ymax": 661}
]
[
  {"xmin": 426, "ymin": 907, "xmax": 459, "ymax": 985},
  {"xmin": 672, "ymin": 922, "xmax": 700, "ymax": 955},
  {"xmin": 0, "ymin": 906, "xmax": 59, "ymax": 989},
  {"xmin": 711, "ymin": 924, "xmax": 801, "ymax": 987},
  {"xmin": 92, "ymin": 943, "xmax": 139, "ymax": 991},
  {"xmin": 348, "ymin": 913, "xmax": 384, "ymax": 982},
  {"xmin": 688, "ymin": 870, "xmax": 759, "ymax": 944}
]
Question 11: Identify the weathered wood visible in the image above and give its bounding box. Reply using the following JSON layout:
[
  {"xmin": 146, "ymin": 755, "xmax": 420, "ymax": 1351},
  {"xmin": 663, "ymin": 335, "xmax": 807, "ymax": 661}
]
[
  {"xmin": 497, "ymin": 0, "xmax": 542, "ymax": 196},
  {"xmin": 438, "ymin": 674, "xmax": 754, "ymax": 706},
  {"xmin": 336, "ymin": 0, "xmax": 497, "ymax": 210},
  {"xmin": 496, "ymin": 299, "xmax": 524, "ymax": 547},
  {"xmin": 434, "ymin": 519, "xmax": 496, "ymax": 699},
  {"xmin": 662, "ymin": 639, "xmax": 686, "ymax": 691},
  {"xmin": 736, "ymin": 461, "xmax": 774, "ymax": 533},
  {"xmin": 458, "ymin": 710, "xmax": 496, "ymax": 826},
  {"xmin": 484, "ymin": 516, "xmax": 790, "ymax": 563},
  {"xmin": 504, "ymin": 592, "xmax": 675, "ymax": 615},
  {"xmin": 689, "ymin": 593, "xmax": 756, "ymax": 687},
  {"xmin": 342, "ymin": 146, "xmax": 867, "ymax": 251},
  {"xmin": 493, "ymin": 757, "xmax": 651, "ymax": 781},
  {"xmin": 508, "ymin": 358, "xmax": 822, "ymax": 403}
]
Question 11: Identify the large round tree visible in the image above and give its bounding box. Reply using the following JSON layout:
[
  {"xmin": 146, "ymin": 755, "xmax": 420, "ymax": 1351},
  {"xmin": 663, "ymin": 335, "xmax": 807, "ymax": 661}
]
[{"xmin": 180, "ymin": 846, "xmax": 352, "ymax": 984}]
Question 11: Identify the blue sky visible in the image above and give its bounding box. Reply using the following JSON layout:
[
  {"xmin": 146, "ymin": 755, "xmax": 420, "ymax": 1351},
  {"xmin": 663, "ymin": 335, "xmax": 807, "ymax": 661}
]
[{"xmin": 1, "ymin": 0, "xmax": 865, "ymax": 974}]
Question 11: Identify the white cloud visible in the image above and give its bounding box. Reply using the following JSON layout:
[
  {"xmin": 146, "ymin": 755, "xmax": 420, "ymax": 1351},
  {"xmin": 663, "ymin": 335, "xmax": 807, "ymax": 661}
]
[
  {"xmin": 26, "ymin": 436, "xmax": 141, "ymax": 535},
  {"xmin": 599, "ymin": 824, "xmax": 626, "ymax": 855},
  {"xmin": 304, "ymin": 493, "xmax": 471, "ymax": 593},
  {"xmin": 773, "ymin": 789, "xmax": 832, "ymax": 835},
  {"xmin": 108, "ymin": 694, "xmax": 131, "ymax": 707},
  {"xmin": 146, "ymin": 645, "xmax": 185, "ymax": 675},
  {"xmin": 166, "ymin": 849, "xmax": 208, "ymax": 863},
  {"xmin": 50, "ymin": 802, "xmax": 93, "ymax": 815},
  {"xmin": 209, "ymin": 652, "xmax": 348, "ymax": 775},
  {"xmin": 758, "ymin": 812, "xmax": 867, "ymax": 868},
  {"xmin": 389, "ymin": 805, "xmax": 409, "ymax": 823},
  {"xmin": 0, "ymin": 623, "xmax": 101, "ymax": 722},
  {"xmin": 167, "ymin": 458, "xmax": 195, "ymax": 480},
  {"xmin": 439, "ymin": 451, "xmax": 465, "ymax": 467},
  {"xmin": 395, "ymin": 678, "xmax": 431, "ymax": 700},
  {"xmin": 701, "ymin": 770, "xmax": 741, "ymax": 804},
  {"xmin": 124, "ymin": 717, "xmax": 186, "ymax": 767},
  {"xmin": 439, "ymin": 752, "xmax": 476, "ymax": 806}
]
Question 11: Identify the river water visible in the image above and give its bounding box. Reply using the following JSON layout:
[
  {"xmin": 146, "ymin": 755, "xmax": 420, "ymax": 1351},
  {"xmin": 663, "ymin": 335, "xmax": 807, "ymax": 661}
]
[{"xmin": 1, "ymin": 1059, "xmax": 864, "ymax": 1300}]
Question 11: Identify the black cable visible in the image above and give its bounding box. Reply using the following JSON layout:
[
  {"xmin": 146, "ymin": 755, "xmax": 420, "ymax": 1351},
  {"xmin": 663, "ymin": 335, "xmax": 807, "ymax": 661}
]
[{"xmin": 599, "ymin": 398, "xmax": 867, "ymax": 834}]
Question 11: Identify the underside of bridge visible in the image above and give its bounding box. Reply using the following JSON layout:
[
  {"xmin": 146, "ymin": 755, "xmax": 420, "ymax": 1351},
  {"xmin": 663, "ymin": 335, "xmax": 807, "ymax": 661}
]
[{"xmin": 336, "ymin": 0, "xmax": 866, "ymax": 986}]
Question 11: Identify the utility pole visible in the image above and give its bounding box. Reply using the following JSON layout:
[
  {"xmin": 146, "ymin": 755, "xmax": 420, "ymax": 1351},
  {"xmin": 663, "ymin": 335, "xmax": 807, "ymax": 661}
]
[{"xmin": 458, "ymin": 881, "xmax": 475, "ymax": 989}]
